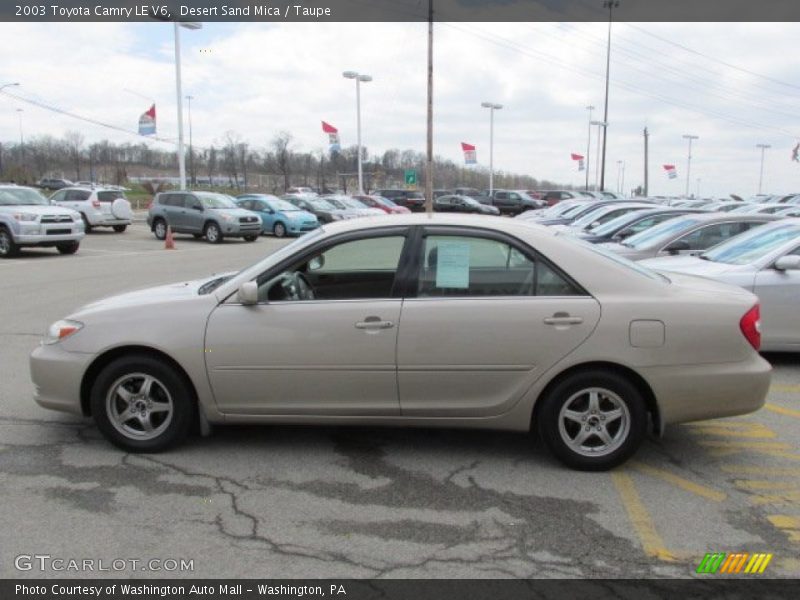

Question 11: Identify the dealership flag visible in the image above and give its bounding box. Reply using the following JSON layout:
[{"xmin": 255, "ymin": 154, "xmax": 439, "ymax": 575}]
[
  {"xmin": 138, "ymin": 104, "xmax": 156, "ymax": 136},
  {"xmin": 461, "ymin": 142, "xmax": 477, "ymax": 165},
  {"xmin": 663, "ymin": 164, "xmax": 678, "ymax": 179},
  {"xmin": 322, "ymin": 121, "xmax": 340, "ymax": 153},
  {"xmin": 571, "ymin": 153, "xmax": 585, "ymax": 171}
]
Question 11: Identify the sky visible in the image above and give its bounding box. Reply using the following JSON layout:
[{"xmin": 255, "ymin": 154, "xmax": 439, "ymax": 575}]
[{"xmin": 0, "ymin": 20, "xmax": 799, "ymax": 197}]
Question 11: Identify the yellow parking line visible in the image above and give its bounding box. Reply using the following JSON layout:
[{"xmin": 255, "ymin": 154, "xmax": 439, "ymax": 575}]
[
  {"xmin": 764, "ymin": 404, "xmax": 800, "ymax": 419},
  {"xmin": 751, "ymin": 491, "xmax": 800, "ymax": 505},
  {"xmin": 721, "ymin": 465, "xmax": 800, "ymax": 476},
  {"xmin": 698, "ymin": 441, "xmax": 800, "ymax": 459},
  {"xmin": 610, "ymin": 472, "xmax": 677, "ymax": 562},
  {"xmin": 631, "ymin": 461, "xmax": 726, "ymax": 502},
  {"xmin": 688, "ymin": 420, "xmax": 755, "ymax": 428},
  {"xmin": 771, "ymin": 384, "xmax": 800, "ymax": 394},
  {"xmin": 689, "ymin": 424, "xmax": 777, "ymax": 439},
  {"xmin": 767, "ymin": 515, "xmax": 800, "ymax": 543},
  {"xmin": 735, "ymin": 480, "xmax": 800, "ymax": 491}
]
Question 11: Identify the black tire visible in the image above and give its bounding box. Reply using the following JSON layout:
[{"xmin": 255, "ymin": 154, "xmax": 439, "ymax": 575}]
[
  {"xmin": 273, "ymin": 222, "xmax": 287, "ymax": 238},
  {"xmin": 0, "ymin": 226, "xmax": 19, "ymax": 258},
  {"xmin": 90, "ymin": 354, "xmax": 196, "ymax": 453},
  {"xmin": 153, "ymin": 218, "xmax": 167, "ymax": 240},
  {"xmin": 81, "ymin": 214, "xmax": 93, "ymax": 233},
  {"xmin": 204, "ymin": 222, "xmax": 223, "ymax": 244},
  {"xmin": 113, "ymin": 224, "xmax": 127, "ymax": 233},
  {"xmin": 243, "ymin": 235, "xmax": 258, "ymax": 242},
  {"xmin": 537, "ymin": 370, "xmax": 647, "ymax": 471},
  {"xmin": 56, "ymin": 241, "xmax": 80, "ymax": 255}
]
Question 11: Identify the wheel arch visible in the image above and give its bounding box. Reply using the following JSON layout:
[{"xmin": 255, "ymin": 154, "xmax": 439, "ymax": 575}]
[
  {"xmin": 80, "ymin": 345, "xmax": 199, "ymax": 418},
  {"xmin": 530, "ymin": 361, "xmax": 661, "ymax": 435}
]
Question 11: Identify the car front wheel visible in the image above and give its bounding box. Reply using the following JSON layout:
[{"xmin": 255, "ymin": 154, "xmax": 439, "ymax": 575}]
[
  {"xmin": 56, "ymin": 241, "xmax": 80, "ymax": 255},
  {"xmin": 537, "ymin": 370, "xmax": 647, "ymax": 471},
  {"xmin": 153, "ymin": 219, "xmax": 167, "ymax": 240},
  {"xmin": 273, "ymin": 222, "xmax": 287, "ymax": 238},
  {"xmin": 81, "ymin": 214, "xmax": 93, "ymax": 233},
  {"xmin": 113, "ymin": 225, "xmax": 127, "ymax": 233},
  {"xmin": 243, "ymin": 235, "xmax": 258, "ymax": 242},
  {"xmin": 0, "ymin": 226, "xmax": 19, "ymax": 258},
  {"xmin": 90, "ymin": 355, "xmax": 195, "ymax": 452},
  {"xmin": 204, "ymin": 222, "xmax": 223, "ymax": 244}
]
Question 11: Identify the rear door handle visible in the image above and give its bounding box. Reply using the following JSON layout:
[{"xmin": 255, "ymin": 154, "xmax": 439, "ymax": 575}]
[
  {"xmin": 544, "ymin": 313, "xmax": 584, "ymax": 325},
  {"xmin": 355, "ymin": 317, "xmax": 395, "ymax": 330}
]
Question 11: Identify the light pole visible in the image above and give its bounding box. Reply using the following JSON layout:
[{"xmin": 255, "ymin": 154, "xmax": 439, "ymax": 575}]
[
  {"xmin": 591, "ymin": 120, "xmax": 606, "ymax": 191},
  {"xmin": 186, "ymin": 94, "xmax": 194, "ymax": 187},
  {"xmin": 172, "ymin": 21, "xmax": 202, "ymax": 191},
  {"xmin": 756, "ymin": 143, "xmax": 771, "ymax": 194},
  {"xmin": 343, "ymin": 71, "xmax": 372, "ymax": 194},
  {"xmin": 600, "ymin": 0, "xmax": 619, "ymax": 192},
  {"xmin": 585, "ymin": 105, "xmax": 594, "ymax": 191},
  {"xmin": 682, "ymin": 134, "xmax": 699, "ymax": 197},
  {"xmin": 481, "ymin": 102, "xmax": 503, "ymax": 195}
]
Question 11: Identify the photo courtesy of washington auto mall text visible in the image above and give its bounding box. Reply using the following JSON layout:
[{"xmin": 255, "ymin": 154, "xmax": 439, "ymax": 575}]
[{"xmin": 1, "ymin": 0, "xmax": 800, "ymax": 599}]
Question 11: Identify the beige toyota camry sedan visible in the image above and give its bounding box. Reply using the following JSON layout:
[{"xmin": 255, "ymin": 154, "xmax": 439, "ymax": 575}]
[{"xmin": 30, "ymin": 214, "xmax": 771, "ymax": 470}]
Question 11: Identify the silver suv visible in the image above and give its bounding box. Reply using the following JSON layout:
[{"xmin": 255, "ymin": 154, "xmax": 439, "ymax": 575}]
[
  {"xmin": 50, "ymin": 186, "xmax": 133, "ymax": 233},
  {"xmin": 147, "ymin": 191, "xmax": 261, "ymax": 244},
  {"xmin": 0, "ymin": 185, "xmax": 84, "ymax": 258}
]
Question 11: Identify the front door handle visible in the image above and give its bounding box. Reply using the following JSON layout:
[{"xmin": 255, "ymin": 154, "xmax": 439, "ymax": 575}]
[
  {"xmin": 544, "ymin": 313, "xmax": 584, "ymax": 326},
  {"xmin": 355, "ymin": 316, "xmax": 395, "ymax": 330}
]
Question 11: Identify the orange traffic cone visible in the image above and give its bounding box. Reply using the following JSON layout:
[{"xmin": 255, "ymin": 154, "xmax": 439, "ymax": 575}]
[{"xmin": 164, "ymin": 225, "xmax": 176, "ymax": 250}]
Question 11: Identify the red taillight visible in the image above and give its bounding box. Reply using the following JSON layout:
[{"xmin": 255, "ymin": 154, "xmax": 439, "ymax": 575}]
[
  {"xmin": 92, "ymin": 200, "xmax": 101, "ymax": 208},
  {"xmin": 740, "ymin": 304, "xmax": 761, "ymax": 351},
  {"xmin": 147, "ymin": 201, "xmax": 153, "ymax": 209}
]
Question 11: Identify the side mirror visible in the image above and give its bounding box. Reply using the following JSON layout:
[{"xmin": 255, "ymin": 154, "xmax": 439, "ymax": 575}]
[
  {"xmin": 237, "ymin": 281, "xmax": 258, "ymax": 305},
  {"xmin": 191, "ymin": 204, "xmax": 203, "ymax": 211},
  {"xmin": 308, "ymin": 255, "xmax": 325, "ymax": 271},
  {"xmin": 665, "ymin": 239, "xmax": 690, "ymax": 254},
  {"xmin": 774, "ymin": 255, "xmax": 800, "ymax": 271},
  {"xmin": 615, "ymin": 229, "xmax": 634, "ymax": 240}
]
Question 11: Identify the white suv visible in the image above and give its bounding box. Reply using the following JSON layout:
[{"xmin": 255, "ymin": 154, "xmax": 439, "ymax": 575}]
[{"xmin": 50, "ymin": 186, "xmax": 133, "ymax": 232}]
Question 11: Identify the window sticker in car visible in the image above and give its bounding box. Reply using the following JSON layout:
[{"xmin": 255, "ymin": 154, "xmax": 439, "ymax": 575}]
[{"xmin": 435, "ymin": 240, "xmax": 471, "ymax": 289}]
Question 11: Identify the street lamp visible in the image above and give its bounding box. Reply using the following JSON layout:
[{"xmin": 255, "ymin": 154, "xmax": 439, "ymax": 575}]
[
  {"xmin": 173, "ymin": 21, "xmax": 202, "ymax": 191},
  {"xmin": 616, "ymin": 160, "xmax": 625, "ymax": 195},
  {"xmin": 481, "ymin": 101, "xmax": 503, "ymax": 195},
  {"xmin": 585, "ymin": 105, "xmax": 594, "ymax": 191},
  {"xmin": 343, "ymin": 70, "xmax": 372, "ymax": 194},
  {"xmin": 599, "ymin": 0, "xmax": 619, "ymax": 192},
  {"xmin": 756, "ymin": 143, "xmax": 771, "ymax": 194},
  {"xmin": 590, "ymin": 120, "xmax": 607, "ymax": 191},
  {"xmin": 682, "ymin": 134, "xmax": 699, "ymax": 197},
  {"xmin": 186, "ymin": 94, "xmax": 194, "ymax": 187}
]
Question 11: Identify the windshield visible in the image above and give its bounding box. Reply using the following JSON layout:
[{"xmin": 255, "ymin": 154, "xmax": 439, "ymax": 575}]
[
  {"xmin": 462, "ymin": 196, "xmax": 481, "ymax": 206},
  {"xmin": 0, "ymin": 187, "xmax": 49, "ymax": 206},
  {"xmin": 325, "ymin": 198, "xmax": 348, "ymax": 210},
  {"xmin": 591, "ymin": 211, "xmax": 651, "ymax": 236},
  {"xmin": 570, "ymin": 206, "xmax": 626, "ymax": 230},
  {"xmin": 198, "ymin": 193, "xmax": 237, "ymax": 209},
  {"xmin": 267, "ymin": 198, "xmax": 299, "ymax": 212},
  {"xmin": 623, "ymin": 216, "xmax": 702, "ymax": 249},
  {"xmin": 341, "ymin": 198, "xmax": 367, "ymax": 209},
  {"xmin": 307, "ymin": 198, "xmax": 337, "ymax": 210},
  {"xmin": 373, "ymin": 196, "xmax": 397, "ymax": 207},
  {"xmin": 701, "ymin": 223, "xmax": 800, "ymax": 265},
  {"xmin": 561, "ymin": 202, "xmax": 594, "ymax": 219}
]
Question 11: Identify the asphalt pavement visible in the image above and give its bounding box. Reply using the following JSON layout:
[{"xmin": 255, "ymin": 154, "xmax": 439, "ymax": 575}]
[{"xmin": 1, "ymin": 223, "xmax": 799, "ymax": 578}]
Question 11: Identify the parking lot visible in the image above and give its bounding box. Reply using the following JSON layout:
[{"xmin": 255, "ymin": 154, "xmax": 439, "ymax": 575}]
[{"xmin": 1, "ymin": 221, "xmax": 799, "ymax": 578}]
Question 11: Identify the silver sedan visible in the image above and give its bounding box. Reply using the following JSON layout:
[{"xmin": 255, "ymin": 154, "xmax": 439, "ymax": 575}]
[
  {"xmin": 640, "ymin": 219, "xmax": 800, "ymax": 351},
  {"xmin": 30, "ymin": 214, "xmax": 770, "ymax": 471}
]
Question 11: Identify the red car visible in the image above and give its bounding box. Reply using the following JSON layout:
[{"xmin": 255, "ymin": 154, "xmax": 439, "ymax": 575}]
[{"xmin": 354, "ymin": 194, "xmax": 411, "ymax": 214}]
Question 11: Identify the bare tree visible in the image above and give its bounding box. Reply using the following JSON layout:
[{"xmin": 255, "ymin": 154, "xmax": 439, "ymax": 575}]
[
  {"xmin": 64, "ymin": 131, "xmax": 84, "ymax": 180},
  {"xmin": 271, "ymin": 131, "xmax": 293, "ymax": 192}
]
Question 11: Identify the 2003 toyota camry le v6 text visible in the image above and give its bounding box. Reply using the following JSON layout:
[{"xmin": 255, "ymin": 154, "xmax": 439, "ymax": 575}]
[{"xmin": 29, "ymin": 214, "xmax": 771, "ymax": 470}]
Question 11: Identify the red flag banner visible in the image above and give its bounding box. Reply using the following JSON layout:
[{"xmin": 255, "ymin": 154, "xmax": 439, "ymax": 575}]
[
  {"xmin": 571, "ymin": 153, "xmax": 585, "ymax": 172},
  {"xmin": 322, "ymin": 121, "xmax": 338, "ymax": 134},
  {"xmin": 663, "ymin": 164, "xmax": 678, "ymax": 179},
  {"xmin": 461, "ymin": 142, "xmax": 476, "ymax": 152},
  {"xmin": 461, "ymin": 142, "xmax": 477, "ymax": 165},
  {"xmin": 138, "ymin": 104, "xmax": 156, "ymax": 136}
]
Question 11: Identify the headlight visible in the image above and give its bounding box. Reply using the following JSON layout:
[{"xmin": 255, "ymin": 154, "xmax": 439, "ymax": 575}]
[
  {"xmin": 71, "ymin": 213, "xmax": 82, "ymax": 222},
  {"xmin": 330, "ymin": 214, "xmax": 343, "ymax": 221},
  {"xmin": 13, "ymin": 212, "xmax": 38, "ymax": 222},
  {"xmin": 43, "ymin": 320, "xmax": 84, "ymax": 345}
]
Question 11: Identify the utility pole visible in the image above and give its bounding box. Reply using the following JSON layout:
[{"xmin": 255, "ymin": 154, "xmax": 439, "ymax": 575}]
[
  {"xmin": 186, "ymin": 95, "xmax": 194, "ymax": 187},
  {"xmin": 600, "ymin": 0, "xmax": 619, "ymax": 191},
  {"xmin": 425, "ymin": 0, "xmax": 434, "ymax": 214},
  {"xmin": 683, "ymin": 134, "xmax": 699, "ymax": 197},
  {"xmin": 756, "ymin": 143, "xmax": 771, "ymax": 194},
  {"xmin": 643, "ymin": 127, "xmax": 649, "ymax": 197},
  {"xmin": 585, "ymin": 105, "xmax": 594, "ymax": 191}
]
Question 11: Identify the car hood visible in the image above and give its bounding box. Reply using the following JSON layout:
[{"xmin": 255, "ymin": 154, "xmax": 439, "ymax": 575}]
[
  {"xmin": 73, "ymin": 273, "xmax": 236, "ymax": 316},
  {"xmin": 210, "ymin": 208, "xmax": 257, "ymax": 218},
  {"xmin": 0, "ymin": 204, "xmax": 78, "ymax": 217},
  {"xmin": 639, "ymin": 255, "xmax": 752, "ymax": 277},
  {"xmin": 282, "ymin": 210, "xmax": 318, "ymax": 222}
]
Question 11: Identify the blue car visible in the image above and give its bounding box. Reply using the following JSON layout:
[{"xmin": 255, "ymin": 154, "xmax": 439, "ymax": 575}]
[{"xmin": 235, "ymin": 194, "xmax": 319, "ymax": 237}]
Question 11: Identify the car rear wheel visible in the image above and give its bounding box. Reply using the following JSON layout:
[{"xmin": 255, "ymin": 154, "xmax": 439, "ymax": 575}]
[
  {"xmin": 537, "ymin": 370, "xmax": 647, "ymax": 471},
  {"xmin": 243, "ymin": 235, "xmax": 258, "ymax": 242},
  {"xmin": 153, "ymin": 219, "xmax": 167, "ymax": 240},
  {"xmin": 0, "ymin": 226, "xmax": 19, "ymax": 258},
  {"xmin": 81, "ymin": 214, "xmax": 93, "ymax": 233},
  {"xmin": 113, "ymin": 225, "xmax": 127, "ymax": 233},
  {"xmin": 204, "ymin": 222, "xmax": 223, "ymax": 244},
  {"xmin": 90, "ymin": 355, "xmax": 195, "ymax": 452},
  {"xmin": 56, "ymin": 241, "xmax": 80, "ymax": 255},
  {"xmin": 273, "ymin": 222, "xmax": 287, "ymax": 238}
]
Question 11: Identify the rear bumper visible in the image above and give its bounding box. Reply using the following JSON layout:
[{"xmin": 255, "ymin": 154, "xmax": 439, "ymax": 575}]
[
  {"xmin": 30, "ymin": 343, "xmax": 94, "ymax": 416},
  {"xmin": 640, "ymin": 353, "xmax": 772, "ymax": 426}
]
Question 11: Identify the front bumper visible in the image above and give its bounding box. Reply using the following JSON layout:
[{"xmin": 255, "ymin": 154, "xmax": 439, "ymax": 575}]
[
  {"xmin": 16, "ymin": 229, "xmax": 85, "ymax": 245},
  {"xmin": 221, "ymin": 222, "xmax": 262, "ymax": 236},
  {"xmin": 287, "ymin": 221, "xmax": 320, "ymax": 234},
  {"xmin": 30, "ymin": 343, "xmax": 95, "ymax": 416}
]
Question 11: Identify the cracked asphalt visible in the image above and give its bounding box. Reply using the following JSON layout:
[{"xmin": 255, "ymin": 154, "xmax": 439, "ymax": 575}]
[{"xmin": 1, "ymin": 223, "xmax": 799, "ymax": 578}]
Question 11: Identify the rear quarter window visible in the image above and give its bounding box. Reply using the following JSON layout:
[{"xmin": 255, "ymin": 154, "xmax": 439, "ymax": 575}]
[{"xmin": 97, "ymin": 191, "xmax": 125, "ymax": 202}]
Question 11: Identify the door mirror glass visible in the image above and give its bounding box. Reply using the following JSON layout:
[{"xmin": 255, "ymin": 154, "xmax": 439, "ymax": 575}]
[
  {"xmin": 237, "ymin": 281, "xmax": 259, "ymax": 305},
  {"xmin": 774, "ymin": 255, "xmax": 800, "ymax": 271},
  {"xmin": 308, "ymin": 255, "xmax": 325, "ymax": 271}
]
